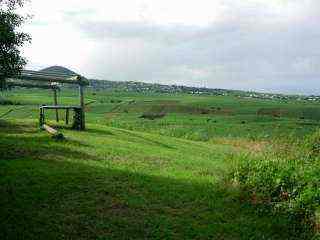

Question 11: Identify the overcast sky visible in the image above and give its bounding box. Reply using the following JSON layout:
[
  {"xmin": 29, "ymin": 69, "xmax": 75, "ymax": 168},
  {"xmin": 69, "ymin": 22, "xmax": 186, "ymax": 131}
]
[{"xmin": 21, "ymin": 0, "xmax": 320, "ymax": 94}]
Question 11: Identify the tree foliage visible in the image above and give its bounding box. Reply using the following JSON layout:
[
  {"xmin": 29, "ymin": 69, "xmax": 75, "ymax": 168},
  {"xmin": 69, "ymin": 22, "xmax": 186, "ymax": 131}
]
[{"xmin": 0, "ymin": 0, "xmax": 31, "ymax": 89}]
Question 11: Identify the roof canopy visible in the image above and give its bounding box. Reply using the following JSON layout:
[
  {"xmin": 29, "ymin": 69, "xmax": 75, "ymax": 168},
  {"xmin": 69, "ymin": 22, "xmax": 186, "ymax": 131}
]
[{"xmin": 3, "ymin": 70, "xmax": 89, "ymax": 87}]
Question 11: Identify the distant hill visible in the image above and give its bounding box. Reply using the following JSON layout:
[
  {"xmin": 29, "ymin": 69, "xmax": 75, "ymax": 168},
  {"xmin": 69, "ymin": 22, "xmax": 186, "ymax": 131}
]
[
  {"xmin": 38, "ymin": 66, "xmax": 316, "ymax": 101},
  {"xmin": 40, "ymin": 66, "xmax": 78, "ymax": 76},
  {"xmin": 88, "ymin": 79, "xmax": 315, "ymax": 101},
  {"xmin": 89, "ymin": 79, "xmax": 235, "ymax": 95}
]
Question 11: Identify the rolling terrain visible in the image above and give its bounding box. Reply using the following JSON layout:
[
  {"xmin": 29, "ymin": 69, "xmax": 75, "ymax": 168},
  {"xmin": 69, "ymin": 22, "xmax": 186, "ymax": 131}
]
[{"xmin": 1, "ymin": 86, "xmax": 320, "ymax": 239}]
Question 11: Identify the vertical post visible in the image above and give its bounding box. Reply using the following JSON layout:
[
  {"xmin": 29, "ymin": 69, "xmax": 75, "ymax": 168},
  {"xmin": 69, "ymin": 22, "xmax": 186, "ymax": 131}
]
[
  {"xmin": 65, "ymin": 108, "xmax": 69, "ymax": 125},
  {"xmin": 39, "ymin": 107, "xmax": 44, "ymax": 127},
  {"xmin": 79, "ymin": 84, "xmax": 85, "ymax": 130},
  {"xmin": 53, "ymin": 88, "xmax": 59, "ymax": 122}
]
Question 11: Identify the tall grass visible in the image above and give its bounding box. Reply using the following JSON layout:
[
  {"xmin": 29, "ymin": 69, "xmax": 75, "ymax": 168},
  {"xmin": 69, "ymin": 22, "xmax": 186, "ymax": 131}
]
[{"xmin": 231, "ymin": 130, "xmax": 320, "ymax": 238}]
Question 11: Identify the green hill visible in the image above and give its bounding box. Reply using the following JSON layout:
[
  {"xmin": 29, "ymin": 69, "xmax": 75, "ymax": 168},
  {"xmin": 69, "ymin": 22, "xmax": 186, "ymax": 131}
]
[
  {"xmin": 37, "ymin": 66, "xmax": 318, "ymax": 102},
  {"xmin": 40, "ymin": 66, "xmax": 78, "ymax": 76}
]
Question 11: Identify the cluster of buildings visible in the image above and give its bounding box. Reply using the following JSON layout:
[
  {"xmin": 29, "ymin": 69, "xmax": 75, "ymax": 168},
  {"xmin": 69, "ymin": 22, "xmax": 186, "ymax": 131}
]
[{"xmin": 240, "ymin": 92, "xmax": 320, "ymax": 102}]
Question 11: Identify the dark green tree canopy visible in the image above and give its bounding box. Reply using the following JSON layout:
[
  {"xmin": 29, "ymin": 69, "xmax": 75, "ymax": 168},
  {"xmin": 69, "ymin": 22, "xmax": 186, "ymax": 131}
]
[{"xmin": 0, "ymin": 0, "xmax": 31, "ymax": 89}]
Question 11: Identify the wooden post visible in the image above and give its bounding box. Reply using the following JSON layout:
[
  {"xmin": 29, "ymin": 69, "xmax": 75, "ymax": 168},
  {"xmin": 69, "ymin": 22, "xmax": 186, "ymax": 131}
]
[
  {"xmin": 65, "ymin": 108, "xmax": 69, "ymax": 125},
  {"xmin": 53, "ymin": 88, "xmax": 59, "ymax": 122},
  {"xmin": 79, "ymin": 84, "xmax": 85, "ymax": 130},
  {"xmin": 39, "ymin": 107, "xmax": 45, "ymax": 127}
]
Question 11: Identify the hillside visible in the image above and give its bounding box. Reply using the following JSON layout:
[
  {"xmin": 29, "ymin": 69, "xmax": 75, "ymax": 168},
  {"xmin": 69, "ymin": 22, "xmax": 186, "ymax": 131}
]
[
  {"xmin": 89, "ymin": 78, "xmax": 236, "ymax": 95},
  {"xmin": 0, "ymin": 119, "xmax": 296, "ymax": 239},
  {"xmin": 1, "ymin": 88, "xmax": 319, "ymax": 239},
  {"xmin": 39, "ymin": 66, "xmax": 236, "ymax": 95},
  {"xmin": 38, "ymin": 66, "xmax": 320, "ymax": 102}
]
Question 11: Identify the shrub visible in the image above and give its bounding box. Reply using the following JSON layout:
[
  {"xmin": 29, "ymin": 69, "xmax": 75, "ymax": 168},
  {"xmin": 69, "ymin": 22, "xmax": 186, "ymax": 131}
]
[
  {"xmin": 231, "ymin": 130, "xmax": 320, "ymax": 238},
  {"xmin": 304, "ymin": 130, "xmax": 320, "ymax": 158}
]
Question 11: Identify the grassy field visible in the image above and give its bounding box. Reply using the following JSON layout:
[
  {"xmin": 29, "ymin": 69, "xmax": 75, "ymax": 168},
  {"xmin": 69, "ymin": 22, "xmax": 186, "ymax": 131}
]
[{"xmin": 1, "ymin": 89, "xmax": 320, "ymax": 239}]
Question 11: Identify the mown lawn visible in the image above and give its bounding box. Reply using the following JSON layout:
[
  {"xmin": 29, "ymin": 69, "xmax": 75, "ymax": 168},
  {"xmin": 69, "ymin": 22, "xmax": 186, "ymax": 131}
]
[{"xmin": 1, "ymin": 120, "xmax": 295, "ymax": 240}]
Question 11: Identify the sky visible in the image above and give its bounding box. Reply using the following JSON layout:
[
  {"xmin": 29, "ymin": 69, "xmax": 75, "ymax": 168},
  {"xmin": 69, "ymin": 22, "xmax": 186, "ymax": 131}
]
[{"xmin": 20, "ymin": 0, "xmax": 320, "ymax": 94}]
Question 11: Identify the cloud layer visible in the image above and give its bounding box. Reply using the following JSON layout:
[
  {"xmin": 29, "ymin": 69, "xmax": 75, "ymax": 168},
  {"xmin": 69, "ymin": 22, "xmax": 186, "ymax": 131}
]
[{"xmin": 22, "ymin": 0, "xmax": 320, "ymax": 94}]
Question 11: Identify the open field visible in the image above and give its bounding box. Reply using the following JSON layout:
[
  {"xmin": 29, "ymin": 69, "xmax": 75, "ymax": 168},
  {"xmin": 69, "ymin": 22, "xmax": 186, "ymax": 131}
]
[
  {"xmin": 1, "ymin": 89, "xmax": 320, "ymax": 239},
  {"xmin": 2, "ymin": 89, "xmax": 320, "ymax": 140}
]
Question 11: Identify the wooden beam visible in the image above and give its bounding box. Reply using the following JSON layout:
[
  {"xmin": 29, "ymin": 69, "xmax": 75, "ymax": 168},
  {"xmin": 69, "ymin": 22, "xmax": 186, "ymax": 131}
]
[
  {"xmin": 40, "ymin": 105, "xmax": 81, "ymax": 110},
  {"xmin": 7, "ymin": 82, "xmax": 59, "ymax": 90},
  {"xmin": 42, "ymin": 124, "xmax": 64, "ymax": 140}
]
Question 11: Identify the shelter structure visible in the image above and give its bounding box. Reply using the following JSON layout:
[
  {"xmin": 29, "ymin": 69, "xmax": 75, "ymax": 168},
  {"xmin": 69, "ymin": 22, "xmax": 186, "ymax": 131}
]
[{"xmin": 3, "ymin": 69, "xmax": 89, "ymax": 130}]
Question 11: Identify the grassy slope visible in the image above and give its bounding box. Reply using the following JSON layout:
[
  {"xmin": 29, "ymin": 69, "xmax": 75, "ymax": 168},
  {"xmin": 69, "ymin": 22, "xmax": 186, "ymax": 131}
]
[
  {"xmin": 1, "ymin": 89, "xmax": 319, "ymax": 239},
  {"xmin": 1, "ymin": 120, "xmax": 293, "ymax": 240}
]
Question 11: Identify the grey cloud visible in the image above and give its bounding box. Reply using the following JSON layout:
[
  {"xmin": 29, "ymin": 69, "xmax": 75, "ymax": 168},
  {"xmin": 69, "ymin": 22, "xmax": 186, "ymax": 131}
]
[{"xmin": 69, "ymin": 1, "xmax": 320, "ymax": 94}]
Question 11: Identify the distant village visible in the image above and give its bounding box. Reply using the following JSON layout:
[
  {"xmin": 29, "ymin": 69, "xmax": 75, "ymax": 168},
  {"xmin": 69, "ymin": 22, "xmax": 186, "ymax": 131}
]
[
  {"xmin": 239, "ymin": 92, "xmax": 320, "ymax": 102},
  {"xmin": 89, "ymin": 79, "xmax": 320, "ymax": 102}
]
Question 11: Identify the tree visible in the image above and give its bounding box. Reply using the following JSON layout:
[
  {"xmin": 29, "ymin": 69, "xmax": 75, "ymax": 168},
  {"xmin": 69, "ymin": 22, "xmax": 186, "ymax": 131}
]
[{"xmin": 0, "ymin": 0, "xmax": 31, "ymax": 90}]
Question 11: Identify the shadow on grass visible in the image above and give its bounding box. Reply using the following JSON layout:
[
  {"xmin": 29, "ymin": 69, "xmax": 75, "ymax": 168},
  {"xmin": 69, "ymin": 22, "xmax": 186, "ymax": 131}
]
[
  {"xmin": 0, "ymin": 121, "xmax": 308, "ymax": 240},
  {"xmin": 84, "ymin": 127, "xmax": 115, "ymax": 136},
  {"xmin": 50, "ymin": 122, "xmax": 115, "ymax": 137},
  {"xmin": 0, "ymin": 120, "xmax": 38, "ymax": 134},
  {"xmin": 0, "ymin": 121, "xmax": 98, "ymax": 161},
  {"xmin": 117, "ymin": 128, "xmax": 175, "ymax": 150},
  {"xmin": 0, "ymin": 159, "xmax": 300, "ymax": 240}
]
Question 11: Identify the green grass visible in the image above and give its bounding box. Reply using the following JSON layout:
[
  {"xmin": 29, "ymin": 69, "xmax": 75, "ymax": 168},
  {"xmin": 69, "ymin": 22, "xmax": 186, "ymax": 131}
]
[
  {"xmin": 1, "ymin": 89, "xmax": 319, "ymax": 239},
  {"xmin": 1, "ymin": 120, "xmax": 293, "ymax": 239}
]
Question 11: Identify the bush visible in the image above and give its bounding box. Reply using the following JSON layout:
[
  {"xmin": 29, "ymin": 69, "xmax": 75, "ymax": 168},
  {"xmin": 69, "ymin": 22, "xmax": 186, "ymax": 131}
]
[
  {"xmin": 304, "ymin": 130, "xmax": 320, "ymax": 158},
  {"xmin": 231, "ymin": 130, "xmax": 320, "ymax": 238}
]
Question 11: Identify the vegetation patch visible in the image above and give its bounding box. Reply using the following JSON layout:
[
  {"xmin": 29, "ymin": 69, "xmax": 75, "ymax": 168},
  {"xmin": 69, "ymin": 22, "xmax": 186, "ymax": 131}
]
[
  {"xmin": 211, "ymin": 137, "xmax": 268, "ymax": 154},
  {"xmin": 302, "ymin": 108, "xmax": 320, "ymax": 121},
  {"xmin": 1, "ymin": 89, "xmax": 320, "ymax": 239},
  {"xmin": 231, "ymin": 132, "xmax": 320, "ymax": 238},
  {"xmin": 1, "ymin": 120, "xmax": 297, "ymax": 239},
  {"xmin": 0, "ymin": 98, "xmax": 21, "ymax": 105},
  {"xmin": 140, "ymin": 112, "xmax": 166, "ymax": 120},
  {"xmin": 257, "ymin": 108, "xmax": 288, "ymax": 118}
]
